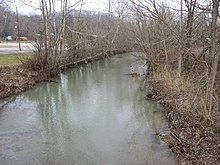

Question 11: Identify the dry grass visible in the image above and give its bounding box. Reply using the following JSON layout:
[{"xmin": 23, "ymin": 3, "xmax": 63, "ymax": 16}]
[
  {"xmin": 147, "ymin": 68, "xmax": 193, "ymax": 107},
  {"xmin": 147, "ymin": 67, "xmax": 220, "ymax": 165}
]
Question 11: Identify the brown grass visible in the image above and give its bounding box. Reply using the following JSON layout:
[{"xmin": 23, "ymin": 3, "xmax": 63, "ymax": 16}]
[{"xmin": 147, "ymin": 67, "xmax": 220, "ymax": 165}]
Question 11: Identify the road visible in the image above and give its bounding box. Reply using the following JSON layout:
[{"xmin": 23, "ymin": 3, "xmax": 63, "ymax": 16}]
[{"xmin": 0, "ymin": 41, "xmax": 35, "ymax": 55}]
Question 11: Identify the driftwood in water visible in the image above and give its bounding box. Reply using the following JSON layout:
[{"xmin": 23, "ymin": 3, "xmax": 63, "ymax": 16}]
[{"xmin": 126, "ymin": 73, "xmax": 141, "ymax": 77}]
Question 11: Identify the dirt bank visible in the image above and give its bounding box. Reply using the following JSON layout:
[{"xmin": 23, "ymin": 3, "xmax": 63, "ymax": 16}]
[
  {"xmin": 147, "ymin": 68, "xmax": 220, "ymax": 165},
  {"xmin": 0, "ymin": 66, "xmax": 42, "ymax": 99}
]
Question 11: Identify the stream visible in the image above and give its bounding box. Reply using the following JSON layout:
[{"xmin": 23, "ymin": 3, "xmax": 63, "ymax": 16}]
[{"xmin": 0, "ymin": 53, "xmax": 177, "ymax": 165}]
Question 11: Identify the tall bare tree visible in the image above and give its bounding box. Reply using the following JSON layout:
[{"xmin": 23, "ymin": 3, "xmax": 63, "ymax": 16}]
[
  {"xmin": 205, "ymin": 0, "xmax": 220, "ymax": 119},
  {"xmin": 41, "ymin": 0, "xmax": 49, "ymax": 65},
  {"xmin": 183, "ymin": 0, "xmax": 197, "ymax": 71}
]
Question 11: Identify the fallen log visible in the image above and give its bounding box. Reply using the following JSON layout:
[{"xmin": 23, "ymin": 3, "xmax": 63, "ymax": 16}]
[{"xmin": 39, "ymin": 79, "xmax": 58, "ymax": 83}]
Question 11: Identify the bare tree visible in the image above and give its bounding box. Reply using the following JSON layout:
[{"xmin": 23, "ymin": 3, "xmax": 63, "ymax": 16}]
[
  {"xmin": 183, "ymin": 0, "xmax": 197, "ymax": 71},
  {"xmin": 40, "ymin": 0, "xmax": 49, "ymax": 65},
  {"xmin": 205, "ymin": 0, "xmax": 220, "ymax": 119}
]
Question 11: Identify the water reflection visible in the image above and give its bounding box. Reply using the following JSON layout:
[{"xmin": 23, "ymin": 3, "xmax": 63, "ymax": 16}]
[{"xmin": 0, "ymin": 54, "xmax": 176, "ymax": 165}]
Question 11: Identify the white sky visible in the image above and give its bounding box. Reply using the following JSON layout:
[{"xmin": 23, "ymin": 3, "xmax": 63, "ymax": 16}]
[
  {"xmin": 11, "ymin": 0, "xmax": 181, "ymax": 15},
  {"xmin": 12, "ymin": 0, "xmax": 108, "ymax": 15}
]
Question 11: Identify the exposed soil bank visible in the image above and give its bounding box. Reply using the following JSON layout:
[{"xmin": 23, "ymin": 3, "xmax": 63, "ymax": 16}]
[
  {"xmin": 147, "ymin": 68, "xmax": 220, "ymax": 165},
  {"xmin": 0, "ymin": 50, "xmax": 126, "ymax": 99}
]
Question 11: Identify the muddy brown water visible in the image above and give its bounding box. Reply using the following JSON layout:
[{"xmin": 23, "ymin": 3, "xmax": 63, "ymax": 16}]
[{"xmin": 0, "ymin": 53, "xmax": 177, "ymax": 165}]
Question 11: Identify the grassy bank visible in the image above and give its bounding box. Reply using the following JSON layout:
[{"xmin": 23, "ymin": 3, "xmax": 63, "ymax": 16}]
[
  {"xmin": 147, "ymin": 67, "xmax": 220, "ymax": 164},
  {"xmin": 0, "ymin": 54, "xmax": 32, "ymax": 67}
]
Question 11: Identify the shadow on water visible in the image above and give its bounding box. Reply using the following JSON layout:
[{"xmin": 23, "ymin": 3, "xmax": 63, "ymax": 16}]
[{"xmin": 0, "ymin": 53, "xmax": 177, "ymax": 165}]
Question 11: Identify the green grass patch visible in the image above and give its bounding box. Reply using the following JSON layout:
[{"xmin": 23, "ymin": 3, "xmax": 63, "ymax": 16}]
[
  {"xmin": 0, "ymin": 45, "xmax": 18, "ymax": 48},
  {"xmin": 0, "ymin": 54, "xmax": 33, "ymax": 67}
]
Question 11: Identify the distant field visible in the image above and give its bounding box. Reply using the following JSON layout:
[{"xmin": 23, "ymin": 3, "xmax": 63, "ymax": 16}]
[
  {"xmin": 0, "ymin": 45, "xmax": 18, "ymax": 48},
  {"xmin": 0, "ymin": 54, "xmax": 33, "ymax": 67}
]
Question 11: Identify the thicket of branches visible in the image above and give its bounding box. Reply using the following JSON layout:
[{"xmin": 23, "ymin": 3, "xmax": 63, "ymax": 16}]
[
  {"xmin": 128, "ymin": 0, "xmax": 220, "ymax": 120},
  {"xmin": 1, "ymin": 0, "xmax": 219, "ymax": 120}
]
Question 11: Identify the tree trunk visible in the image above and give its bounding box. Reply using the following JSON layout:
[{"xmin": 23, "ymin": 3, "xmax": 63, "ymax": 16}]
[
  {"xmin": 205, "ymin": 0, "xmax": 219, "ymax": 119},
  {"xmin": 41, "ymin": 0, "xmax": 49, "ymax": 66},
  {"xmin": 178, "ymin": 0, "xmax": 183, "ymax": 76},
  {"xmin": 183, "ymin": 0, "xmax": 197, "ymax": 72}
]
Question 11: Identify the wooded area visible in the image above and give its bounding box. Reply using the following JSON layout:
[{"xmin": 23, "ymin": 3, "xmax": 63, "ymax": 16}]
[{"xmin": 0, "ymin": 0, "xmax": 220, "ymax": 164}]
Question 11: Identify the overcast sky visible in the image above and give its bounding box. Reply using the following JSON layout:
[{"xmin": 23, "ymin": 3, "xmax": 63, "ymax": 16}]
[
  {"xmin": 10, "ymin": 0, "xmax": 182, "ymax": 15},
  {"xmin": 12, "ymin": 0, "xmax": 108, "ymax": 15}
]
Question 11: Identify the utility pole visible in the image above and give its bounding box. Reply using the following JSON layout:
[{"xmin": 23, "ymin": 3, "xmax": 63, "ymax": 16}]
[{"xmin": 16, "ymin": 7, "xmax": 21, "ymax": 51}]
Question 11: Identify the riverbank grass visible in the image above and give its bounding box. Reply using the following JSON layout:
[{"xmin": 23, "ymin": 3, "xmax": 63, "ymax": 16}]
[{"xmin": 147, "ymin": 67, "xmax": 220, "ymax": 164}]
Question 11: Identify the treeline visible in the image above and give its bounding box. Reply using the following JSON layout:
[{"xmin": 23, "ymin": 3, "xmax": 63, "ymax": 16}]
[
  {"xmin": 136, "ymin": 1, "xmax": 220, "ymax": 163},
  {"xmin": 0, "ymin": 5, "xmax": 41, "ymax": 38},
  {"xmin": 128, "ymin": 0, "xmax": 220, "ymax": 120},
  {"xmin": 1, "ymin": 1, "xmax": 219, "ymax": 163},
  {"xmin": 1, "ymin": 0, "xmax": 219, "ymax": 119}
]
